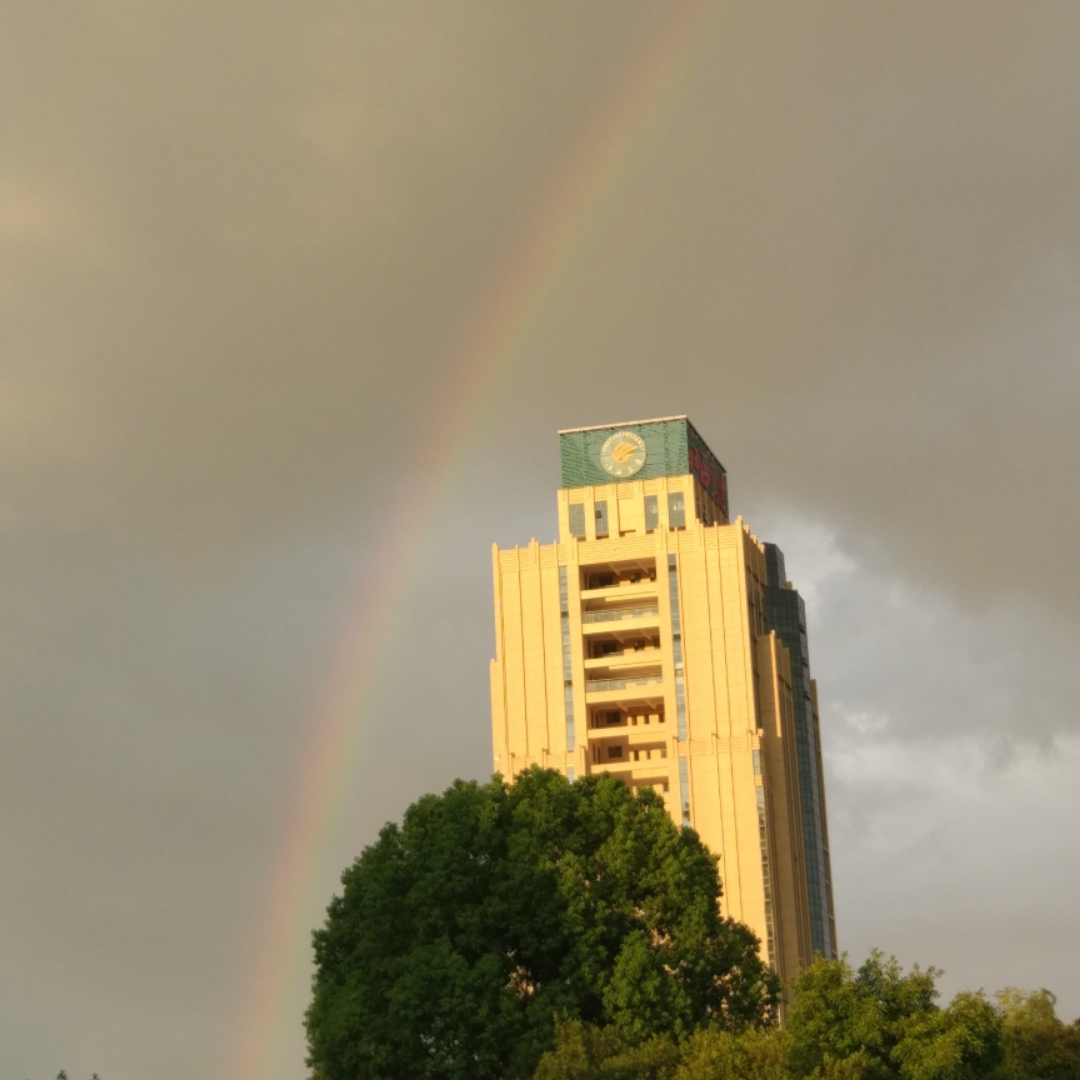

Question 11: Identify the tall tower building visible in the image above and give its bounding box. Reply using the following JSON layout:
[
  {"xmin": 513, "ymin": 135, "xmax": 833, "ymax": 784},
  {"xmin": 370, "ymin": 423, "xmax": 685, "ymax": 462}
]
[{"xmin": 489, "ymin": 417, "xmax": 836, "ymax": 987}]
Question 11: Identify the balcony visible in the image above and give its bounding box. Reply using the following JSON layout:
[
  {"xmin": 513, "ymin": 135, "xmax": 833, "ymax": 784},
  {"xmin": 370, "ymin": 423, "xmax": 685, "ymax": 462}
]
[
  {"xmin": 580, "ymin": 579, "xmax": 658, "ymax": 603},
  {"xmin": 581, "ymin": 605, "xmax": 660, "ymax": 632},
  {"xmin": 584, "ymin": 646, "xmax": 662, "ymax": 672},
  {"xmin": 586, "ymin": 673, "xmax": 663, "ymax": 693},
  {"xmin": 589, "ymin": 738, "xmax": 671, "ymax": 775},
  {"xmin": 626, "ymin": 742, "xmax": 668, "ymax": 764},
  {"xmin": 584, "ymin": 672, "xmax": 665, "ymax": 707},
  {"xmin": 588, "ymin": 714, "xmax": 667, "ymax": 737},
  {"xmin": 592, "ymin": 756, "xmax": 671, "ymax": 775},
  {"xmin": 583, "ymin": 717, "xmax": 672, "ymax": 804}
]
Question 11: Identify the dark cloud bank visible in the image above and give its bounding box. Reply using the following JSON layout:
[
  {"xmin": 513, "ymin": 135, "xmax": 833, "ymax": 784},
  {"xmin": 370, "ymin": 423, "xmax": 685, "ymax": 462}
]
[{"xmin": 2, "ymin": 3, "xmax": 1079, "ymax": 1077}]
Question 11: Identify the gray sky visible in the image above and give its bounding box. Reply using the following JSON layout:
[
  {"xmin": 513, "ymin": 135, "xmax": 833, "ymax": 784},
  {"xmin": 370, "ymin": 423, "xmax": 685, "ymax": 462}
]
[{"xmin": 3, "ymin": 2, "xmax": 1080, "ymax": 1077}]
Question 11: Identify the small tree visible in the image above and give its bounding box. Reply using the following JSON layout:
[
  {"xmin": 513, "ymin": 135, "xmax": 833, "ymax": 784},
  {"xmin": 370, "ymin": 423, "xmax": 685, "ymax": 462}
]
[
  {"xmin": 306, "ymin": 768, "xmax": 778, "ymax": 1080},
  {"xmin": 533, "ymin": 1020, "xmax": 681, "ymax": 1080},
  {"xmin": 997, "ymin": 989, "xmax": 1080, "ymax": 1080},
  {"xmin": 673, "ymin": 1025, "xmax": 793, "ymax": 1080},
  {"xmin": 787, "ymin": 952, "xmax": 1002, "ymax": 1080}
]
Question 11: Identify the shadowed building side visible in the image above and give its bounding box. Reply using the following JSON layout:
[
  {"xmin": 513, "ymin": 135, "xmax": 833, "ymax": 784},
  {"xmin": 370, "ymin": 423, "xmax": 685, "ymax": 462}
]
[
  {"xmin": 763, "ymin": 543, "xmax": 838, "ymax": 960},
  {"xmin": 489, "ymin": 416, "xmax": 837, "ymax": 996}
]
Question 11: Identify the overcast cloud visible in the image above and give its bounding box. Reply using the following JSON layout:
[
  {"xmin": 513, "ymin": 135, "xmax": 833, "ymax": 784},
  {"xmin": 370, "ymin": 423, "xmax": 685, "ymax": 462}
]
[{"xmin": 2, "ymin": 3, "xmax": 1080, "ymax": 1077}]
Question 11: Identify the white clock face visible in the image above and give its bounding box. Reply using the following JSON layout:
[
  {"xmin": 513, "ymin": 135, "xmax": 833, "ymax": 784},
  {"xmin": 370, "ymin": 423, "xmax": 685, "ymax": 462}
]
[{"xmin": 600, "ymin": 431, "xmax": 647, "ymax": 478}]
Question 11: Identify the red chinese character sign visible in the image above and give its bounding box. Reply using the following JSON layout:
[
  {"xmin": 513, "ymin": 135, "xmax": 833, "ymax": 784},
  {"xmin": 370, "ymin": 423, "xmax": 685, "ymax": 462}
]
[{"xmin": 688, "ymin": 444, "xmax": 728, "ymax": 520}]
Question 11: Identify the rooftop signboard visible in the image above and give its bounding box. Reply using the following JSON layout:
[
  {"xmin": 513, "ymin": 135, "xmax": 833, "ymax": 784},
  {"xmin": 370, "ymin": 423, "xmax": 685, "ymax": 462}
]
[{"xmin": 558, "ymin": 416, "xmax": 727, "ymax": 516}]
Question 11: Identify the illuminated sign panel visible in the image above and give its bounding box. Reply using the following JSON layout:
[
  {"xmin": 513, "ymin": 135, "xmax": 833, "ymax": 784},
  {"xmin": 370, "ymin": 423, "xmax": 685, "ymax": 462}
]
[{"xmin": 687, "ymin": 426, "xmax": 727, "ymax": 517}]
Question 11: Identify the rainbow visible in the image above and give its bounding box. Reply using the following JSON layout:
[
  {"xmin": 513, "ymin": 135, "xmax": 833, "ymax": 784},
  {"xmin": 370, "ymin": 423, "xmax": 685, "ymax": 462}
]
[{"xmin": 227, "ymin": 3, "xmax": 744, "ymax": 1075}]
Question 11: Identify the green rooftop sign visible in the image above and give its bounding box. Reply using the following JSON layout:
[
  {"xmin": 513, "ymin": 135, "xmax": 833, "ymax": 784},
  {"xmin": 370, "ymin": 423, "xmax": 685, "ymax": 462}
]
[{"xmin": 558, "ymin": 416, "xmax": 727, "ymax": 515}]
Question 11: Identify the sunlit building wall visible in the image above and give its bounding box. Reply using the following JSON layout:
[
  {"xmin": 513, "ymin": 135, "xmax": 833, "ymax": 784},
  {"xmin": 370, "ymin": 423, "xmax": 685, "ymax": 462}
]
[{"xmin": 489, "ymin": 416, "xmax": 837, "ymax": 990}]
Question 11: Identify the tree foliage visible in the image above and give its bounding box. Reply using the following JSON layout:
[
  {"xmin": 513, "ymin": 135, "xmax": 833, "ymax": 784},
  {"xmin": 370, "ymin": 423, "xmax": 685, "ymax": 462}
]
[
  {"xmin": 786, "ymin": 951, "xmax": 1003, "ymax": 1080},
  {"xmin": 997, "ymin": 989, "xmax": 1080, "ymax": 1080},
  {"xmin": 530, "ymin": 956, "xmax": 1080, "ymax": 1080},
  {"xmin": 675, "ymin": 1025, "xmax": 794, "ymax": 1080},
  {"xmin": 305, "ymin": 768, "xmax": 778, "ymax": 1080},
  {"xmin": 532, "ymin": 1020, "xmax": 682, "ymax": 1080},
  {"xmin": 304, "ymin": 765, "xmax": 1079, "ymax": 1080}
]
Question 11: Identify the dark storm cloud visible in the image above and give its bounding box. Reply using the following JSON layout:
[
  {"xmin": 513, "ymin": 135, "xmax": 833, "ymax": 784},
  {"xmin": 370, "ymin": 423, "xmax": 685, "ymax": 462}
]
[
  {"xmin": 0, "ymin": 1, "xmax": 670, "ymax": 554},
  {"xmin": 492, "ymin": 2, "xmax": 1080, "ymax": 619},
  {"xmin": 3, "ymin": 3, "xmax": 1080, "ymax": 1078}
]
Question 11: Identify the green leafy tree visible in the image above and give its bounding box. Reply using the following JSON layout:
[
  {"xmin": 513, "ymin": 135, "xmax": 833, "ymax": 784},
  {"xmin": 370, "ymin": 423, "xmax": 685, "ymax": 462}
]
[
  {"xmin": 531, "ymin": 960, "xmax": 1080, "ymax": 1080},
  {"xmin": 996, "ymin": 989, "xmax": 1080, "ymax": 1080},
  {"xmin": 306, "ymin": 768, "xmax": 778, "ymax": 1080},
  {"xmin": 787, "ymin": 953, "xmax": 1002, "ymax": 1080},
  {"xmin": 533, "ymin": 1020, "xmax": 681, "ymax": 1080},
  {"xmin": 674, "ymin": 1025, "xmax": 793, "ymax": 1080},
  {"xmin": 890, "ymin": 990, "xmax": 1002, "ymax": 1080}
]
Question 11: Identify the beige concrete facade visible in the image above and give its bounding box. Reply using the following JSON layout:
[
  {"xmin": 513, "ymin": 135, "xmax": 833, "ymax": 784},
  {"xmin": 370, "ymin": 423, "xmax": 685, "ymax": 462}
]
[{"xmin": 490, "ymin": 419, "xmax": 834, "ymax": 992}]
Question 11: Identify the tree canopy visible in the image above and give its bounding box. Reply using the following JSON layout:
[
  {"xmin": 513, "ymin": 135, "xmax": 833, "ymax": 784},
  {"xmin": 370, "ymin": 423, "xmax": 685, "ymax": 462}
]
[
  {"xmin": 529, "ymin": 956, "xmax": 1080, "ymax": 1080},
  {"xmin": 996, "ymin": 989, "xmax": 1080, "ymax": 1080},
  {"xmin": 305, "ymin": 766, "xmax": 1080, "ymax": 1080},
  {"xmin": 305, "ymin": 767, "xmax": 777, "ymax": 1080},
  {"xmin": 786, "ymin": 951, "xmax": 1003, "ymax": 1080}
]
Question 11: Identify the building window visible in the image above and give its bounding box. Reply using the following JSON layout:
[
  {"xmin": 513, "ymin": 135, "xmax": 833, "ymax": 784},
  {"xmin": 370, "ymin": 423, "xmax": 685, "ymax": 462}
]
[
  {"xmin": 595, "ymin": 500, "xmax": 609, "ymax": 537},
  {"xmin": 609, "ymin": 745, "xmax": 623, "ymax": 759},
  {"xmin": 668, "ymin": 492, "xmax": 685, "ymax": 529},
  {"xmin": 678, "ymin": 757, "xmax": 691, "ymax": 826},
  {"xmin": 568, "ymin": 504, "xmax": 586, "ymax": 538},
  {"xmin": 559, "ymin": 566, "xmax": 575, "ymax": 752},
  {"xmin": 566, "ymin": 766, "xmax": 575, "ymax": 784},
  {"xmin": 644, "ymin": 494, "xmax": 659, "ymax": 531},
  {"xmin": 675, "ymin": 674, "xmax": 686, "ymax": 739},
  {"xmin": 668, "ymin": 555, "xmax": 687, "ymax": 742},
  {"xmin": 756, "ymin": 785, "xmax": 777, "ymax": 967}
]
